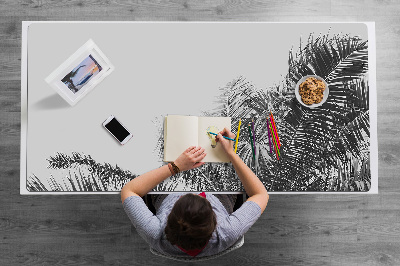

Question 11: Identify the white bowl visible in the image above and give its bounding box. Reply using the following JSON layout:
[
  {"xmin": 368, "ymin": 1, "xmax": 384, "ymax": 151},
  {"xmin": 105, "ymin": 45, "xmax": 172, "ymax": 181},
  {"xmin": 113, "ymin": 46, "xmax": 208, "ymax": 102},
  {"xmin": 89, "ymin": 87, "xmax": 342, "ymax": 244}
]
[{"xmin": 295, "ymin": 75, "xmax": 329, "ymax": 109}]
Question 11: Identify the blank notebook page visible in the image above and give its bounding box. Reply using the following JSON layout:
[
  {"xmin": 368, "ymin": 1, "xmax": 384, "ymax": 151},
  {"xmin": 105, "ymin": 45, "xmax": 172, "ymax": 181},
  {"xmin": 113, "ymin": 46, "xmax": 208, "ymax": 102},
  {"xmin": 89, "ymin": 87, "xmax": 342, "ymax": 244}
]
[{"xmin": 164, "ymin": 115, "xmax": 198, "ymax": 162}]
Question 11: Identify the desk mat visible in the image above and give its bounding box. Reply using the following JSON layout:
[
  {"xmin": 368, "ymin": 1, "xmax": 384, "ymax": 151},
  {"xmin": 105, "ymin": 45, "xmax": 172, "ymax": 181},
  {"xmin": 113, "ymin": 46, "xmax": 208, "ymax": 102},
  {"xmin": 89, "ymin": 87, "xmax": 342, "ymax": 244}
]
[{"xmin": 21, "ymin": 22, "xmax": 377, "ymax": 194}]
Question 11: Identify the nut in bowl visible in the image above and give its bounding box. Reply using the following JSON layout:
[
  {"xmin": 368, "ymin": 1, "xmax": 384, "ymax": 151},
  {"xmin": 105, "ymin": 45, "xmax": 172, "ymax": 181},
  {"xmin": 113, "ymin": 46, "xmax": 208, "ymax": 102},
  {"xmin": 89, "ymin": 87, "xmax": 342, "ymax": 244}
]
[{"xmin": 295, "ymin": 75, "xmax": 329, "ymax": 108}]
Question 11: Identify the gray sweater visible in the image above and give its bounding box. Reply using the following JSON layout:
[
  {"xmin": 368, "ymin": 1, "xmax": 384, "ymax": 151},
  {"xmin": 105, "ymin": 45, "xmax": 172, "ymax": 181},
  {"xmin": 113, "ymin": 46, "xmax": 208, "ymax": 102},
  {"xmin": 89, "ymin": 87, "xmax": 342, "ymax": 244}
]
[{"xmin": 123, "ymin": 192, "xmax": 261, "ymax": 258}]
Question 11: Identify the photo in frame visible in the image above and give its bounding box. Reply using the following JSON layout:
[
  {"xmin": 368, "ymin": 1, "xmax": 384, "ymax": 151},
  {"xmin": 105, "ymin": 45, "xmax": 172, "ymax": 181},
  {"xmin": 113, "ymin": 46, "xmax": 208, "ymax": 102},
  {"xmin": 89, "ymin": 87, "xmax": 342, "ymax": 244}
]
[{"xmin": 45, "ymin": 39, "xmax": 114, "ymax": 106}]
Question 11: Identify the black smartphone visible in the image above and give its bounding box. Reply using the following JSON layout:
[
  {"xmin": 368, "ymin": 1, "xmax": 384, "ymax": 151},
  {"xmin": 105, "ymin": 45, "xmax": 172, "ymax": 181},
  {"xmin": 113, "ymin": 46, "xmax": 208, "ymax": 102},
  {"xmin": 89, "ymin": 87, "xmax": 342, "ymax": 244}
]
[{"xmin": 102, "ymin": 115, "xmax": 133, "ymax": 145}]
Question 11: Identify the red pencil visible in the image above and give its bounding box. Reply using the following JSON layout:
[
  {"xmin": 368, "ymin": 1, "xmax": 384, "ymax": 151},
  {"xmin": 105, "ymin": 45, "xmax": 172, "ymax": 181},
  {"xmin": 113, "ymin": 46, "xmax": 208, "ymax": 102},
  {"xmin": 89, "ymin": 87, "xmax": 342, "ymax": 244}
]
[
  {"xmin": 269, "ymin": 119, "xmax": 279, "ymax": 161},
  {"xmin": 270, "ymin": 111, "xmax": 281, "ymax": 149}
]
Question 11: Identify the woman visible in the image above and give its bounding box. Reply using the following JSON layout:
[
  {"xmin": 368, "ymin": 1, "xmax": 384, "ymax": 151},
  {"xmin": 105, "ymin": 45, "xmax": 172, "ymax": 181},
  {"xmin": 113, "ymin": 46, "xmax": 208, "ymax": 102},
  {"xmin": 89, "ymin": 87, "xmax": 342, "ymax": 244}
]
[{"xmin": 121, "ymin": 128, "xmax": 269, "ymax": 258}]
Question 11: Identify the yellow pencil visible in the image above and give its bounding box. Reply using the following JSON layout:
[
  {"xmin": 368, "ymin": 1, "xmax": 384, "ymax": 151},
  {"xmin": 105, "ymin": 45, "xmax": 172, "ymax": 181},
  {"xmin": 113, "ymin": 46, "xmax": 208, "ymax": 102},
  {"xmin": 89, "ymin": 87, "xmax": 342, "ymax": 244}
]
[{"xmin": 234, "ymin": 119, "xmax": 241, "ymax": 153}]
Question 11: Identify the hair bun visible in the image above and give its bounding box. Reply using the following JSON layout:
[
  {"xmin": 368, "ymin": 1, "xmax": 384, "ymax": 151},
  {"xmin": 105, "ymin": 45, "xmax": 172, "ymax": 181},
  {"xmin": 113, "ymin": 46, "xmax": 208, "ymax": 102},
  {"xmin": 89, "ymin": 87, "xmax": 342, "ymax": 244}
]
[{"xmin": 177, "ymin": 219, "xmax": 188, "ymax": 231}]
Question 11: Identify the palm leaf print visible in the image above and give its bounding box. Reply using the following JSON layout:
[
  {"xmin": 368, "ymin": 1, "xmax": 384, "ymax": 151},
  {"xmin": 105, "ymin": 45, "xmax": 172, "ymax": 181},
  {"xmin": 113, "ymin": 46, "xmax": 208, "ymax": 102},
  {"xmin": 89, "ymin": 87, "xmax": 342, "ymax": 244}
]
[{"xmin": 27, "ymin": 31, "xmax": 371, "ymax": 192}]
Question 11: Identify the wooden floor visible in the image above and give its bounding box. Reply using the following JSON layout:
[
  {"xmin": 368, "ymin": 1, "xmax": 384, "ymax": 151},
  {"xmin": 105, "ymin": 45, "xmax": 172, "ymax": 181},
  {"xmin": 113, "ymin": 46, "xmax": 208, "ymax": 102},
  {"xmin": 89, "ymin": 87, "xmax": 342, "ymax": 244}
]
[{"xmin": 1, "ymin": 1, "xmax": 400, "ymax": 265}]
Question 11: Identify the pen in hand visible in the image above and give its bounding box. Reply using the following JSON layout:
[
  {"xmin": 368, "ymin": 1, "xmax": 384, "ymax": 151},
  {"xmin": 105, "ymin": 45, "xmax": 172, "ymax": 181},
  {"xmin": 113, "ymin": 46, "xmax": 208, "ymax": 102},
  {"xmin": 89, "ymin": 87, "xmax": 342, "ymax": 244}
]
[{"xmin": 207, "ymin": 132, "xmax": 235, "ymax": 141}]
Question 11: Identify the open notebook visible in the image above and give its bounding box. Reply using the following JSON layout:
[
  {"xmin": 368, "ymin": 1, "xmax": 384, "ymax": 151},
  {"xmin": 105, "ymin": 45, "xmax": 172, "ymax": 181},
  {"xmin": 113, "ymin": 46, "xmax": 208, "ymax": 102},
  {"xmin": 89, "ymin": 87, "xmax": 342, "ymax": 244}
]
[{"xmin": 164, "ymin": 115, "xmax": 232, "ymax": 163}]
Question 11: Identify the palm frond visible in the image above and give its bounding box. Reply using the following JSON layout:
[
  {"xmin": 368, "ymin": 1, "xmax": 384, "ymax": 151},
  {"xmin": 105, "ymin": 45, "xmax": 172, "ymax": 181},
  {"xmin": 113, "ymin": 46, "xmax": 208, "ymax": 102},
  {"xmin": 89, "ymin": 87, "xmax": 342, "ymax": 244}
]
[
  {"xmin": 27, "ymin": 174, "xmax": 48, "ymax": 192},
  {"xmin": 286, "ymin": 33, "xmax": 367, "ymax": 86},
  {"xmin": 27, "ymin": 152, "xmax": 138, "ymax": 192},
  {"xmin": 268, "ymin": 31, "xmax": 371, "ymax": 191},
  {"xmin": 203, "ymin": 32, "xmax": 372, "ymax": 192}
]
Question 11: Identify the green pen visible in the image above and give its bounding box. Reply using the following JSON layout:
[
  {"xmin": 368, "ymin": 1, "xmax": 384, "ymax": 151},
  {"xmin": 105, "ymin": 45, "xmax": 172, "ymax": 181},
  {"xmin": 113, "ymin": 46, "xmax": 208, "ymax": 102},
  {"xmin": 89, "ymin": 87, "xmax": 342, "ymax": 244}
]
[{"xmin": 248, "ymin": 124, "xmax": 256, "ymax": 161}]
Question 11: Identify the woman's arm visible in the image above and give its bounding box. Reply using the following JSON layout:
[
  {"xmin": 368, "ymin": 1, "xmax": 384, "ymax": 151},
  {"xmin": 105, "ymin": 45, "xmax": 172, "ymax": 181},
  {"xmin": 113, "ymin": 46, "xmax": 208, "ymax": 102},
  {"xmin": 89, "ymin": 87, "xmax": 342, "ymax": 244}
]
[
  {"xmin": 216, "ymin": 128, "xmax": 269, "ymax": 213},
  {"xmin": 121, "ymin": 146, "xmax": 207, "ymax": 203}
]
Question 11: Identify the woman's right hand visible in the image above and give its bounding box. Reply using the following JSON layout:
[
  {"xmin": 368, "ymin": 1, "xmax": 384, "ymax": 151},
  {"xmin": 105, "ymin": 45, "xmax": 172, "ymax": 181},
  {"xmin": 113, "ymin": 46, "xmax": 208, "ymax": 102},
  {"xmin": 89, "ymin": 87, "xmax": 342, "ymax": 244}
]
[{"xmin": 215, "ymin": 127, "xmax": 236, "ymax": 156}]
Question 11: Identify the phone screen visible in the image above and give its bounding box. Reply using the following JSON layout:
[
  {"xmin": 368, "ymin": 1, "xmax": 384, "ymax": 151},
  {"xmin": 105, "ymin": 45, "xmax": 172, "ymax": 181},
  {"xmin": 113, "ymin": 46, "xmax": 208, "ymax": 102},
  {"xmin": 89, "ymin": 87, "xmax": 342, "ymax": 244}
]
[{"xmin": 105, "ymin": 117, "xmax": 130, "ymax": 142}]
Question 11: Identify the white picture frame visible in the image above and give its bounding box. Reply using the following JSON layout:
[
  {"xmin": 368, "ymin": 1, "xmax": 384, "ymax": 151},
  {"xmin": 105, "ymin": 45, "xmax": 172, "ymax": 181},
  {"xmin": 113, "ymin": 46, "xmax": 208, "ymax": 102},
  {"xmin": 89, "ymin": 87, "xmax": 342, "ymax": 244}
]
[{"xmin": 44, "ymin": 39, "xmax": 114, "ymax": 106}]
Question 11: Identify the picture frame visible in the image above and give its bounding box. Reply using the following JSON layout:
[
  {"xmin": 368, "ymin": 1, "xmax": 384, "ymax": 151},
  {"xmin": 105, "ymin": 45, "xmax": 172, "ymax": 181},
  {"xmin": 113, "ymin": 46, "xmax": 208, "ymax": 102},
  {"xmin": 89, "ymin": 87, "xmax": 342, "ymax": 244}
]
[{"xmin": 45, "ymin": 39, "xmax": 114, "ymax": 106}]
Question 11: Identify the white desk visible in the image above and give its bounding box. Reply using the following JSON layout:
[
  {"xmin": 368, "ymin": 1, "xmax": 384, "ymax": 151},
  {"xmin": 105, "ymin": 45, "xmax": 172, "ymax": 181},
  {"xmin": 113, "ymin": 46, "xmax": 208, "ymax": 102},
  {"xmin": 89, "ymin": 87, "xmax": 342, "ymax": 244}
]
[{"xmin": 21, "ymin": 22, "xmax": 376, "ymax": 194}]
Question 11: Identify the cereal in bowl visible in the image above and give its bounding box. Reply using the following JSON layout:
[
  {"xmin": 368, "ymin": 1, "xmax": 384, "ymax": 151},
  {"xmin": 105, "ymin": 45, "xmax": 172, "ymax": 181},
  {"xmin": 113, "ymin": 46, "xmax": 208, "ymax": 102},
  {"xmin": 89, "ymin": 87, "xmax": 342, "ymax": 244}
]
[{"xmin": 299, "ymin": 77, "xmax": 326, "ymax": 105}]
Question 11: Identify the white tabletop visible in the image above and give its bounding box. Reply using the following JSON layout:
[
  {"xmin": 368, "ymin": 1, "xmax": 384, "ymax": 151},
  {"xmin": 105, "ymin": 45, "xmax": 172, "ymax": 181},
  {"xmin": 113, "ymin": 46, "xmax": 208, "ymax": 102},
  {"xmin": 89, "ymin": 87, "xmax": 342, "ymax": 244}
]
[{"xmin": 22, "ymin": 22, "xmax": 374, "ymax": 194}]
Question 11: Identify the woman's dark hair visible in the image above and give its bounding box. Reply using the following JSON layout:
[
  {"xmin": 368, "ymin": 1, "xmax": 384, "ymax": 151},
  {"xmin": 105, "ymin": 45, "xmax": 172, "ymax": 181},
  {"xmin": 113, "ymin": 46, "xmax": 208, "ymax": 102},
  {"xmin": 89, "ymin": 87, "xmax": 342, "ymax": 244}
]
[{"xmin": 165, "ymin": 194, "xmax": 217, "ymax": 250}]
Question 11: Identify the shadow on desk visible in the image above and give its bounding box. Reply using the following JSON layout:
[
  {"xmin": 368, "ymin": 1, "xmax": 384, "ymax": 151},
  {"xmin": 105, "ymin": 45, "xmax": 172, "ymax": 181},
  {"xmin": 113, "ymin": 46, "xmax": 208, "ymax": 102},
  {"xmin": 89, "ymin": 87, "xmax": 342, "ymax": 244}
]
[{"xmin": 33, "ymin": 93, "xmax": 70, "ymax": 110}]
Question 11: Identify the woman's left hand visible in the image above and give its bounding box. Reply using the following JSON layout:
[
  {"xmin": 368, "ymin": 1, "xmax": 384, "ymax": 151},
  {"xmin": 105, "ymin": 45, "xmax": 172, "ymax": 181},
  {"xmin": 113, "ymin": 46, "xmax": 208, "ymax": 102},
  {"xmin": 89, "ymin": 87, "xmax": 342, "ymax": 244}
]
[{"xmin": 174, "ymin": 146, "xmax": 207, "ymax": 172}]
